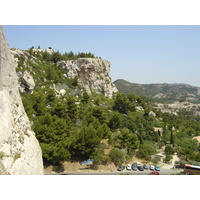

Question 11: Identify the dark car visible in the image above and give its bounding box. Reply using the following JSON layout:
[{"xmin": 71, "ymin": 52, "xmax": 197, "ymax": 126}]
[
  {"xmin": 138, "ymin": 166, "xmax": 144, "ymax": 171},
  {"xmin": 143, "ymin": 164, "xmax": 149, "ymax": 170},
  {"xmin": 149, "ymin": 171, "xmax": 160, "ymax": 175},
  {"xmin": 132, "ymin": 164, "xmax": 138, "ymax": 171},
  {"xmin": 117, "ymin": 166, "xmax": 125, "ymax": 171}
]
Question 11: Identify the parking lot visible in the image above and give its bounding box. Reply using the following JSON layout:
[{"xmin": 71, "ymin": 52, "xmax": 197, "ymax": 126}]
[{"xmin": 117, "ymin": 163, "xmax": 161, "ymax": 175}]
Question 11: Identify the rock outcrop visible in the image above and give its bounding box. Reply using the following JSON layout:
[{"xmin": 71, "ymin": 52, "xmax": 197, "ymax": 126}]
[
  {"xmin": 0, "ymin": 26, "xmax": 44, "ymax": 175},
  {"xmin": 58, "ymin": 58, "xmax": 118, "ymax": 98},
  {"xmin": 18, "ymin": 70, "xmax": 35, "ymax": 93},
  {"xmin": 154, "ymin": 101, "xmax": 200, "ymax": 116}
]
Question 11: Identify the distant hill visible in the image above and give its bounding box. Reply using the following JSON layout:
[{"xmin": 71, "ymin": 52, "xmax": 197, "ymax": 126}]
[{"xmin": 113, "ymin": 79, "xmax": 200, "ymax": 103}]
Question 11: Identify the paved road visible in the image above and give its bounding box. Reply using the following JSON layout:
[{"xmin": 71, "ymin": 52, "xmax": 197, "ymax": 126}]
[{"xmin": 47, "ymin": 168, "xmax": 182, "ymax": 175}]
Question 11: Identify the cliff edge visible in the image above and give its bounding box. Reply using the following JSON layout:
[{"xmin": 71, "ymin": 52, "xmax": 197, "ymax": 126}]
[
  {"xmin": 58, "ymin": 58, "xmax": 118, "ymax": 98},
  {"xmin": 0, "ymin": 26, "xmax": 44, "ymax": 175}
]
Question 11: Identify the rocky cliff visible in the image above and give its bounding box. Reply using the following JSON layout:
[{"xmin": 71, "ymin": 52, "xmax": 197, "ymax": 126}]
[
  {"xmin": 58, "ymin": 58, "xmax": 118, "ymax": 98},
  {"xmin": 11, "ymin": 47, "xmax": 118, "ymax": 98},
  {"xmin": 0, "ymin": 26, "xmax": 44, "ymax": 175}
]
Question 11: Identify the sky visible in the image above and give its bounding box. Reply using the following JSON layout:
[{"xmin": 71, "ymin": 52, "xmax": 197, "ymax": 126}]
[{"xmin": 3, "ymin": 25, "xmax": 200, "ymax": 87}]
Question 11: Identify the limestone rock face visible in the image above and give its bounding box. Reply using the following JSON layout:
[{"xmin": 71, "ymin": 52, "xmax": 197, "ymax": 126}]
[
  {"xmin": 0, "ymin": 26, "xmax": 44, "ymax": 175},
  {"xmin": 58, "ymin": 58, "xmax": 118, "ymax": 98},
  {"xmin": 20, "ymin": 70, "xmax": 35, "ymax": 93}
]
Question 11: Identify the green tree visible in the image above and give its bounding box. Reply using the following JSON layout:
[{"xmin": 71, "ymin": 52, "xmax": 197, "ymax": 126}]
[
  {"xmin": 91, "ymin": 144, "xmax": 106, "ymax": 165},
  {"xmin": 66, "ymin": 96, "xmax": 78, "ymax": 122},
  {"xmin": 32, "ymin": 91, "xmax": 46, "ymax": 116},
  {"xmin": 109, "ymin": 147, "xmax": 126, "ymax": 166},
  {"xmin": 113, "ymin": 93, "xmax": 132, "ymax": 114},
  {"xmin": 162, "ymin": 125, "xmax": 170, "ymax": 144},
  {"xmin": 116, "ymin": 128, "xmax": 140, "ymax": 153},
  {"xmin": 165, "ymin": 154, "xmax": 173, "ymax": 163},
  {"xmin": 34, "ymin": 115, "xmax": 72, "ymax": 164},
  {"xmin": 97, "ymin": 123, "xmax": 112, "ymax": 139},
  {"xmin": 81, "ymin": 91, "xmax": 90, "ymax": 104},
  {"xmin": 68, "ymin": 51, "xmax": 75, "ymax": 58},
  {"xmin": 92, "ymin": 107, "xmax": 106, "ymax": 124},
  {"xmin": 51, "ymin": 51, "xmax": 62, "ymax": 63},
  {"xmin": 165, "ymin": 145, "xmax": 175, "ymax": 155},
  {"xmin": 42, "ymin": 51, "xmax": 51, "ymax": 61},
  {"xmin": 170, "ymin": 130, "xmax": 174, "ymax": 146},
  {"xmin": 52, "ymin": 102, "xmax": 68, "ymax": 118},
  {"xmin": 136, "ymin": 141, "xmax": 156, "ymax": 161},
  {"xmin": 21, "ymin": 93, "xmax": 35, "ymax": 118},
  {"xmin": 46, "ymin": 88, "xmax": 56, "ymax": 103},
  {"xmin": 108, "ymin": 113, "xmax": 122, "ymax": 130},
  {"xmin": 69, "ymin": 124, "xmax": 101, "ymax": 157},
  {"xmin": 195, "ymin": 153, "xmax": 200, "ymax": 162},
  {"xmin": 176, "ymin": 138, "xmax": 198, "ymax": 161}
]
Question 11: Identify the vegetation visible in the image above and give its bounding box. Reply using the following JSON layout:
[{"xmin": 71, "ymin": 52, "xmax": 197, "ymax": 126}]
[
  {"xmin": 0, "ymin": 152, "xmax": 4, "ymax": 159},
  {"xmin": 15, "ymin": 48, "xmax": 200, "ymax": 169},
  {"xmin": 114, "ymin": 79, "xmax": 200, "ymax": 103}
]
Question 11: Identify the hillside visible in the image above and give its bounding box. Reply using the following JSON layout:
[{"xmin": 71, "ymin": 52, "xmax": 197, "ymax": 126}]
[
  {"xmin": 10, "ymin": 47, "xmax": 200, "ymax": 173},
  {"xmin": 114, "ymin": 79, "xmax": 200, "ymax": 103}
]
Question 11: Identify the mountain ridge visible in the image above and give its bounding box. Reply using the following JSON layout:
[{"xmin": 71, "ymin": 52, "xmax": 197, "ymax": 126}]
[{"xmin": 114, "ymin": 79, "xmax": 200, "ymax": 103}]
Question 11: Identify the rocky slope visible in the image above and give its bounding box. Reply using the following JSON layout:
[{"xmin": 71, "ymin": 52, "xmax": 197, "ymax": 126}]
[
  {"xmin": 0, "ymin": 26, "xmax": 44, "ymax": 175},
  {"xmin": 153, "ymin": 101, "xmax": 200, "ymax": 116},
  {"xmin": 11, "ymin": 48, "xmax": 118, "ymax": 98}
]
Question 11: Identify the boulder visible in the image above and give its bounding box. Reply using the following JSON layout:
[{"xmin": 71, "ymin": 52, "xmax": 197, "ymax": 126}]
[{"xmin": 21, "ymin": 71, "xmax": 35, "ymax": 93}]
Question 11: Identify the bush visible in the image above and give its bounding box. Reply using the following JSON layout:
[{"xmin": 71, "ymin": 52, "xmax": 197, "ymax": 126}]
[
  {"xmin": 157, "ymin": 141, "xmax": 165, "ymax": 149},
  {"xmin": 0, "ymin": 152, "xmax": 4, "ymax": 159},
  {"xmin": 136, "ymin": 141, "xmax": 156, "ymax": 161},
  {"xmin": 165, "ymin": 145, "xmax": 175, "ymax": 155},
  {"xmin": 109, "ymin": 147, "xmax": 126, "ymax": 166},
  {"xmin": 151, "ymin": 156, "xmax": 161, "ymax": 164},
  {"xmin": 164, "ymin": 154, "xmax": 173, "ymax": 163}
]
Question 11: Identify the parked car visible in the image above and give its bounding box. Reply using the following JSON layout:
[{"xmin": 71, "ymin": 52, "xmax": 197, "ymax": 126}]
[
  {"xmin": 138, "ymin": 166, "xmax": 144, "ymax": 171},
  {"xmin": 155, "ymin": 165, "xmax": 160, "ymax": 171},
  {"xmin": 150, "ymin": 165, "xmax": 155, "ymax": 170},
  {"xmin": 132, "ymin": 164, "xmax": 138, "ymax": 171},
  {"xmin": 117, "ymin": 166, "xmax": 125, "ymax": 171},
  {"xmin": 126, "ymin": 164, "xmax": 132, "ymax": 170},
  {"xmin": 143, "ymin": 164, "xmax": 149, "ymax": 170},
  {"xmin": 149, "ymin": 171, "xmax": 160, "ymax": 175},
  {"xmin": 133, "ymin": 162, "xmax": 141, "ymax": 166}
]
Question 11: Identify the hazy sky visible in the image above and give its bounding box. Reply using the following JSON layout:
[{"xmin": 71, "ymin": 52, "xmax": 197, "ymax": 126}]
[{"xmin": 4, "ymin": 25, "xmax": 200, "ymax": 86}]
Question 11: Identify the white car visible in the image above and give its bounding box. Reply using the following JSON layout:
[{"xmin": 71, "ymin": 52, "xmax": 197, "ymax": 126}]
[
  {"xmin": 134, "ymin": 162, "xmax": 141, "ymax": 166},
  {"xmin": 126, "ymin": 164, "xmax": 132, "ymax": 170},
  {"xmin": 150, "ymin": 165, "xmax": 155, "ymax": 170}
]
